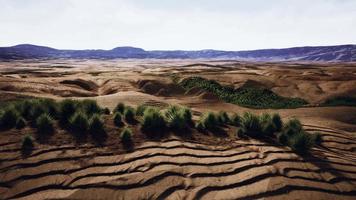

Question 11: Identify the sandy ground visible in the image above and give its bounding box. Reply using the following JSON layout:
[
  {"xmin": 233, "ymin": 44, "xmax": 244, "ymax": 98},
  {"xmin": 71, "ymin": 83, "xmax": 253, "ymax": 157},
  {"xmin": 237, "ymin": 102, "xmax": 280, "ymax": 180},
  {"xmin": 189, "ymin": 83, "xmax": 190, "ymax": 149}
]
[{"xmin": 0, "ymin": 59, "xmax": 356, "ymax": 199}]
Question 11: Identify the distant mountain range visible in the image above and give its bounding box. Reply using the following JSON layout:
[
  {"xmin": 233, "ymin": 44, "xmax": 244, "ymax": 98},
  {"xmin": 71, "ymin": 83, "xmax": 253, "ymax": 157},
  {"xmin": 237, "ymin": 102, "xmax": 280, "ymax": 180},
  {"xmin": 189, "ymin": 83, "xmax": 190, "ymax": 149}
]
[{"xmin": 0, "ymin": 44, "xmax": 355, "ymax": 62}]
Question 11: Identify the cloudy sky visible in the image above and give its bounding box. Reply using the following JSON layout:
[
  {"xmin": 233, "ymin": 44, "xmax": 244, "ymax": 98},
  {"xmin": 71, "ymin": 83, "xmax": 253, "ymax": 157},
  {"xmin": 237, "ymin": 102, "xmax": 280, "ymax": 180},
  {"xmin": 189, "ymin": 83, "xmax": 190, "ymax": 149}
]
[{"xmin": 0, "ymin": 0, "xmax": 355, "ymax": 50}]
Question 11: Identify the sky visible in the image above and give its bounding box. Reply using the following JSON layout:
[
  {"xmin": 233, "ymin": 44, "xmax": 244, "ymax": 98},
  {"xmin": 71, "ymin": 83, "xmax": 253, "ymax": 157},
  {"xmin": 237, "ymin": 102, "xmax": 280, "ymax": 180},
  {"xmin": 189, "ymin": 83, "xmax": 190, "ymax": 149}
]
[{"xmin": 0, "ymin": 0, "xmax": 355, "ymax": 50}]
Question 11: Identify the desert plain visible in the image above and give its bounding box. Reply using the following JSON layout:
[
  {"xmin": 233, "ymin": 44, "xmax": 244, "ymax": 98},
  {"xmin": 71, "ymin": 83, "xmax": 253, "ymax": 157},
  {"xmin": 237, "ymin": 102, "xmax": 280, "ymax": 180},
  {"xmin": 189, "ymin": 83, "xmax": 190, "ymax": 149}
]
[{"xmin": 0, "ymin": 59, "xmax": 356, "ymax": 199}]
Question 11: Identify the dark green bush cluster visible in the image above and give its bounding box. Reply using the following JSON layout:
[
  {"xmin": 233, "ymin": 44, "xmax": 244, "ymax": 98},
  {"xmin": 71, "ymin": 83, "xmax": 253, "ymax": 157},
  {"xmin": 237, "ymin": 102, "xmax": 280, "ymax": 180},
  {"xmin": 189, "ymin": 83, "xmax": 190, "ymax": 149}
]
[
  {"xmin": 164, "ymin": 105, "xmax": 193, "ymax": 131},
  {"xmin": 121, "ymin": 127, "xmax": 133, "ymax": 148},
  {"xmin": 113, "ymin": 103, "xmax": 136, "ymax": 124},
  {"xmin": 322, "ymin": 96, "xmax": 356, "ymax": 107},
  {"xmin": 238, "ymin": 112, "xmax": 282, "ymax": 138},
  {"xmin": 21, "ymin": 135, "xmax": 34, "ymax": 156},
  {"xmin": 179, "ymin": 77, "xmax": 307, "ymax": 109},
  {"xmin": 89, "ymin": 114, "xmax": 107, "ymax": 144},
  {"xmin": 196, "ymin": 112, "xmax": 219, "ymax": 131},
  {"xmin": 141, "ymin": 107, "xmax": 166, "ymax": 138},
  {"xmin": 277, "ymin": 118, "xmax": 321, "ymax": 154},
  {"xmin": 36, "ymin": 114, "xmax": 54, "ymax": 140}
]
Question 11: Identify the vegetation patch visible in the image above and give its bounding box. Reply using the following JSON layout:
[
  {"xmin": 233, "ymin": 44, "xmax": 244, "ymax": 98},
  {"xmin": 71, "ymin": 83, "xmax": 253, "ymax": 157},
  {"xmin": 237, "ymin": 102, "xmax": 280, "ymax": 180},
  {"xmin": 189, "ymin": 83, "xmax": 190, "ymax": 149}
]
[
  {"xmin": 21, "ymin": 135, "xmax": 34, "ymax": 156},
  {"xmin": 141, "ymin": 107, "xmax": 166, "ymax": 138},
  {"xmin": 322, "ymin": 96, "xmax": 356, "ymax": 107},
  {"xmin": 179, "ymin": 77, "xmax": 307, "ymax": 109}
]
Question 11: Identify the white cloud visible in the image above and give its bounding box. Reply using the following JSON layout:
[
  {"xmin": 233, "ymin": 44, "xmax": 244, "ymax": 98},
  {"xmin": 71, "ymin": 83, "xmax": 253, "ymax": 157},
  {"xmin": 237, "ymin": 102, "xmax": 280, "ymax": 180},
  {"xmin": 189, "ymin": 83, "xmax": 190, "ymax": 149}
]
[{"xmin": 0, "ymin": 0, "xmax": 355, "ymax": 50}]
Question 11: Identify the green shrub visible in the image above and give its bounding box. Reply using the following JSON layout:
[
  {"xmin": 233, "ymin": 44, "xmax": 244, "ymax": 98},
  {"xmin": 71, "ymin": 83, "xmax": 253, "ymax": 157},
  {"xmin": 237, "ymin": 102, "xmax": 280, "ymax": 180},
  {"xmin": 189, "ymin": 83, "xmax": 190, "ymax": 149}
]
[
  {"xmin": 199, "ymin": 112, "xmax": 218, "ymax": 131},
  {"xmin": 69, "ymin": 112, "xmax": 89, "ymax": 135},
  {"xmin": 16, "ymin": 117, "xmax": 26, "ymax": 129},
  {"xmin": 283, "ymin": 118, "xmax": 303, "ymax": 137},
  {"xmin": 217, "ymin": 111, "xmax": 230, "ymax": 125},
  {"xmin": 289, "ymin": 132, "xmax": 314, "ymax": 154},
  {"xmin": 80, "ymin": 99, "xmax": 102, "ymax": 116},
  {"xmin": 272, "ymin": 113, "xmax": 283, "ymax": 132},
  {"xmin": 260, "ymin": 113, "xmax": 276, "ymax": 136},
  {"xmin": 36, "ymin": 114, "xmax": 54, "ymax": 137},
  {"xmin": 59, "ymin": 99, "xmax": 78, "ymax": 124},
  {"xmin": 40, "ymin": 99, "xmax": 59, "ymax": 118},
  {"xmin": 102, "ymin": 107, "xmax": 111, "ymax": 115},
  {"xmin": 115, "ymin": 103, "xmax": 125, "ymax": 114},
  {"xmin": 124, "ymin": 106, "xmax": 136, "ymax": 123},
  {"xmin": 89, "ymin": 114, "xmax": 107, "ymax": 144},
  {"xmin": 195, "ymin": 121, "xmax": 205, "ymax": 132},
  {"xmin": 121, "ymin": 127, "xmax": 133, "ymax": 145},
  {"xmin": 164, "ymin": 105, "xmax": 186, "ymax": 130},
  {"xmin": 0, "ymin": 107, "xmax": 19, "ymax": 129},
  {"xmin": 136, "ymin": 104, "xmax": 148, "ymax": 116},
  {"xmin": 312, "ymin": 132, "xmax": 322, "ymax": 145},
  {"xmin": 277, "ymin": 132, "xmax": 288, "ymax": 145},
  {"xmin": 231, "ymin": 113, "xmax": 241, "ymax": 126},
  {"xmin": 21, "ymin": 135, "xmax": 34, "ymax": 156},
  {"xmin": 181, "ymin": 107, "xmax": 194, "ymax": 126},
  {"xmin": 141, "ymin": 108, "xmax": 166, "ymax": 136},
  {"xmin": 114, "ymin": 112, "xmax": 123, "ymax": 127},
  {"xmin": 240, "ymin": 112, "xmax": 262, "ymax": 137}
]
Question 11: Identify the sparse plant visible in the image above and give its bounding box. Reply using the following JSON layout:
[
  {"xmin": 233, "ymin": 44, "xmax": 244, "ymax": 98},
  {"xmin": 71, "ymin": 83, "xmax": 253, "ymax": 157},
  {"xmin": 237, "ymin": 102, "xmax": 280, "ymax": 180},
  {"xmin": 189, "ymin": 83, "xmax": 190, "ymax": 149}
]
[
  {"xmin": 124, "ymin": 106, "xmax": 136, "ymax": 123},
  {"xmin": 115, "ymin": 103, "xmax": 125, "ymax": 114},
  {"xmin": 141, "ymin": 108, "xmax": 166, "ymax": 137},
  {"xmin": 217, "ymin": 111, "xmax": 230, "ymax": 125},
  {"xmin": 0, "ymin": 107, "xmax": 19, "ymax": 129},
  {"xmin": 199, "ymin": 112, "xmax": 218, "ymax": 131},
  {"xmin": 164, "ymin": 105, "xmax": 186, "ymax": 130},
  {"xmin": 121, "ymin": 127, "xmax": 133, "ymax": 146},
  {"xmin": 289, "ymin": 132, "xmax": 314, "ymax": 154},
  {"xmin": 312, "ymin": 132, "xmax": 322, "ymax": 145},
  {"xmin": 231, "ymin": 113, "xmax": 241, "ymax": 126},
  {"xmin": 59, "ymin": 99, "xmax": 78, "ymax": 124},
  {"xmin": 36, "ymin": 114, "xmax": 54, "ymax": 137},
  {"xmin": 80, "ymin": 99, "xmax": 102, "ymax": 116},
  {"xmin": 114, "ymin": 112, "xmax": 123, "ymax": 127},
  {"xmin": 102, "ymin": 107, "xmax": 111, "ymax": 115},
  {"xmin": 69, "ymin": 112, "xmax": 89, "ymax": 136},
  {"xmin": 136, "ymin": 104, "xmax": 148, "ymax": 116},
  {"xmin": 282, "ymin": 118, "xmax": 303, "ymax": 137},
  {"xmin": 272, "ymin": 113, "xmax": 283, "ymax": 132},
  {"xmin": 240, "ymin": 112, "xmax": 262, "ymax": 138},
  {"xmin": 21, "ymin": 135, "xmax": 34, "ymax": 156},
  {"xmin": 16, "ymin": 117, "xmax": 26, "ymax": 129},
  {"xmin": 89, "ymin": 114, "xmax": 107, "ymax": 144}
]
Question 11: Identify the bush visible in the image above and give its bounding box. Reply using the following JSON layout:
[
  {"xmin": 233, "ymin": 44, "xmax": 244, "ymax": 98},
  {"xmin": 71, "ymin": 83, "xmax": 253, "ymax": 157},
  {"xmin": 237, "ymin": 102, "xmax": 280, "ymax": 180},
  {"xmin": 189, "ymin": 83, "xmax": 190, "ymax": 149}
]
[
  {"xmin": 102, "ymin": 107, "xmax": 111, "ymax": 115},
  {"xmin": 121, "ymin": 127, "xmax": 133, "ymax": 146},
  {"xmin": 312, "ymin": 132, "xmax": 322, "ymax": 145},
  {"xmin": 89, "ymin": 114, "xmax": 107, "ymax": 144},
  {"xmin": 115, "ymin": 103, "xmax": 125, "ymax": 114},
  {"xmin": 199, "ymin": 112, "xmax": 218, "ymax": 131},
  {"xmin": 195, "ymin": 121, "xmax": 205, "ymax": 132},
  {"xmin": 36, "ymin": 114, "xmax": 54, "ymax": 137},
  {"xmin": 16, "ymin": 117, "xmax": 26, "ymax": 129},
  {"xmin": 40, "ymin": 99, "xmax": 59, "ymax": 118},
  {"xmin": 181, "ymin": 107, "xmax": 194, "ymax": 126},
  {"xmin": 277, "ymin": 132, "xmax": 288, "ymax": 145},
  {"xmin": 0, "ymin": 107, "xmax": 19, "ymax": 129},
  {"xmin": 59, "ymin": 99, "xmax": 78, "ymax": 124},
  {"xmin": 80, "ymin": 99, "xmax": 102, "ymax": 116},
  {"xmin": 136, "ymin": 104, "xmax": 148, "ymax": 116},
  {"xmin": 231, "ymin": 113, "xmax": 241, "ymax": 126},
  {"xmin": 272, "ymin": 113, "xmax": 283, "ymax": 132},
  {"xmin": 283, "ymin": 119, "xmax": 303, "ymax": 137},
  {"xmin": 141, "ymin": 108, "xmax": 166, "ymax": 136},
  {"xmin": 21, "ymin": 135, "xmax": 34, "ymax": 156},
  {"xmin": 260, "ymin": 113, "xmax": 276, "ymax": 136},
  {"xmin": 114, "ymin": 112, "xmax": 123, "ymax": 127},
  {"xmin": 217, "ymin": 111, "xmax": 230, "ymax": 125},
  {"xmin": 240, "ymin": 112, "xmax": 262, "ymax": 138},
  {"xmin": 69, "ymin": 112, "xmax": 89, "ymax": 136},
  {"xmin": 164, "ymin": 105, "xmax": 186, "ymax": 130},
  {"xmin": 289, "ymin": 132, "xmax": 314, "ymax": 154},
  {"xmin": 124, "ymin": 106, "xmax": 136, "ymax": 123}
]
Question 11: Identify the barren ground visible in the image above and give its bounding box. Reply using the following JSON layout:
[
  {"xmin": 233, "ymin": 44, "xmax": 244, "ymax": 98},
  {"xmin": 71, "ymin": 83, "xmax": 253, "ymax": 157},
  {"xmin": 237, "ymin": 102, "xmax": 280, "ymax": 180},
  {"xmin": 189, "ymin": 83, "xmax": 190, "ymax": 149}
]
[{"xmin": 0, "ymin": 59, "xmax": 356, "ymax": 199}]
